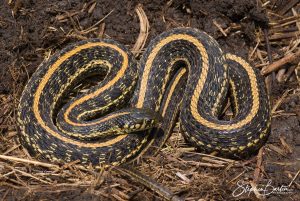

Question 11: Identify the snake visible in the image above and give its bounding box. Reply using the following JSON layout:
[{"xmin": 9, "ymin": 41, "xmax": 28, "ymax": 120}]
[{"xmin": 17, "ymin": 27, "xmax": 271, "ymax": 168}]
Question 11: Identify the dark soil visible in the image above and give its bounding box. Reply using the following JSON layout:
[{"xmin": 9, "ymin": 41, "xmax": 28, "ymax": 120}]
[
  {"xmin": 0, "ymin": 0, "xmax": 299, "ymax": 200},
  {"xmin": 0, "ymin": 0, "xmax": 268, "ymax": 94}
]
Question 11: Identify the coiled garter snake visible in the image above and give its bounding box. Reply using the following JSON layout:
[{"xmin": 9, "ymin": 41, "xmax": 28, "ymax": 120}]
[{"xmin": 17, "ymin": 27, "xmax": 271, "ymax": 168}]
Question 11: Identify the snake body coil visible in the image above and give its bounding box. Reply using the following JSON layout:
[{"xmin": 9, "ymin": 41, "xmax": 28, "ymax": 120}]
[{"xmin": 18, "ymin": 28, "xmax": 271, "ymax": 167}]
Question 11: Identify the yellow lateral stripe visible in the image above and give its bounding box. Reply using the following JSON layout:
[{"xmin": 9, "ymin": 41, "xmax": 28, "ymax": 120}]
[
  {"xmin": 33, "ymin": 42, "xmax": 128, "ymax": 147},
  {"xmin": 136, "ymin": 34, "xmax": 201, "ymax": 108},
  {"xmin": 229, "ymin": 79, "xmax": 239, "ymax": 115},
  {"xmin": 161, "ymin": 68, "xmax": 187, "ymax": 117},
  {"xmin": 71, "ymin": 112, "xmax": 130, "ymax": 126},
  {"xmin": 190, "ymin": 53, "xmax": 259, "ymax": 130},
  {"xmin": 137, "ymin": 34, "xmax": 259, "ymax": 130},
  {"xmin": 64, "ymin": 66, "xmax": 134, "ymax": 126},
  {"xmin": 64, "ymin": 47, "xmax": 128, "ymax": 126}
]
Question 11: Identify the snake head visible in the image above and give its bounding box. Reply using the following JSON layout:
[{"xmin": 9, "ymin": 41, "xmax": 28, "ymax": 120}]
[{"xmin": 116, "ymin": 108, "xmax": 162, "ymax": 133}]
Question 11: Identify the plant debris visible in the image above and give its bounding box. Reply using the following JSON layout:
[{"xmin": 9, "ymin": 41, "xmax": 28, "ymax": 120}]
[{"xmin": 0, "ymin": 0, "xmax": 299, "ymax": 200}]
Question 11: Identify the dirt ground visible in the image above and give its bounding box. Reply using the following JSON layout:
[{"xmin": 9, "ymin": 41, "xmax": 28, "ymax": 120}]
[{"xmin": 0, "ymin": 0, "xmax": 299, "ymax": 200}]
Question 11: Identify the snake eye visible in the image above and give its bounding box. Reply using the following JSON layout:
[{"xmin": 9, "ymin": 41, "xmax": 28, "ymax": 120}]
[
  {"xmin": 116, "ymin": 108, "xmax": 161, "ymax": 133},
  {"xmin": 141, "ymin": 118, "xmax": 158, "ymax": 130},
  {"xmin": 134, "ymin": 124, "xmax": 141, "ymax": 129}
]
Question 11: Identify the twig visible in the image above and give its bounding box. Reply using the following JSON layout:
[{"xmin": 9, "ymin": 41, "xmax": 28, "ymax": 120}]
[
  {"xmin": 267, "ymin": 144, "xmax": 286, "ymax": 156},
  {"xmin": 263, "ymin": 28, "xmax": 274, "ymax": 95},
  {"xmin": 267, "ymin": 31, "xmax": 300, "ymax": 41},
  {"xmin": 288, "ymin": 169, "xmax": 300, "ymax": 187},
  {"xmin": 271, "ymin": 89, "xmax": 293, "ymax": 111},
  {"xmin": 114, "ymin": 166, "xmax": 184, "ymax": 201},
  {"xmin": 2, "ymin": 144, "xmax": 21, "ymax": 155},
  {"xmin": 77, "ymin": 9, "xmax": 114, "ymax": 35},
  {"xmin": 253, "ymin": 148, "xmax": 264, "ymax": 183},
  {"xmin": 213, "ymin": 19, "xmax": 227, "ymax": 37},
  {"xmin": 283, "ymin": 64, "xmax": 298, "ymax": 82},
  {"xmin": 249, "ymin": 39, "xmax": 260, "ymax": 59},
  {"xmin": 227, "ymin": 170, "xmax": 246, "ymax": 184},
  {"xmin": 87, "ymin": 9, "xmax": 114, "ymax": 31},
  {"xmin": 12, "ymin": 168, "xmax": 52, "ymax": 184},
  {"xmin": 292, "ymin": 8, "xmax": 300, "ymax": 31},
  {"xmin": 277, "ymin": 0, "xmax": 300, "ymax": 15},
  {"xmin": 271, "ymin": 14, "xmax": 300, "ymax": 26},
  {"xmin": 264, "ymin": 31, "xmax": 272, "ymax": 61},
  {"xmin": 261, "ymin": 49, "xmax": 300, "ymax": 75},
  {"xmin": 279, "ymin": 137, "xmax": 293, "ymax": 153},
  {"xmin": 0, "ymin": 155, "xmax": 59, "ymax": 169}
]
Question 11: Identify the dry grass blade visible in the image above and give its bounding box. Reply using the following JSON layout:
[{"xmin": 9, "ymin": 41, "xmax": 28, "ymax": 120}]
[
  {"xmin": 132, "ymin": 4, "xmax": 149, "ymax": 56},
  {"xmin": 292, "ymin": 8, "xmax": 300, "ymax": 30},
  {"xmin": 0, "ymin": 155, "xmax": 59, "ymax": 169},
  {"xmin": 213, "ymin": 19, "xmax": 227, "ymax": 37},
  {"xmin": 271, "ymin": 89, "xmax": 293, "ymax": 114},
  {"xmin": 12, "ymin": 168, "xmax": 52, "ymax": 184},
  {"xmin": 1, "ymin": 0, "xmax": 300, "ymax": 200},
  {"xmin": 114, "ymin": 166, "xmax": 184, "ymax": 201},
  {"xmin": 78, "ymin": 9, "xmax": 114, "ymax": 35},
  {"xmin": 288, "ymin": 169, "xmax": 300, "ymax": 187}
]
